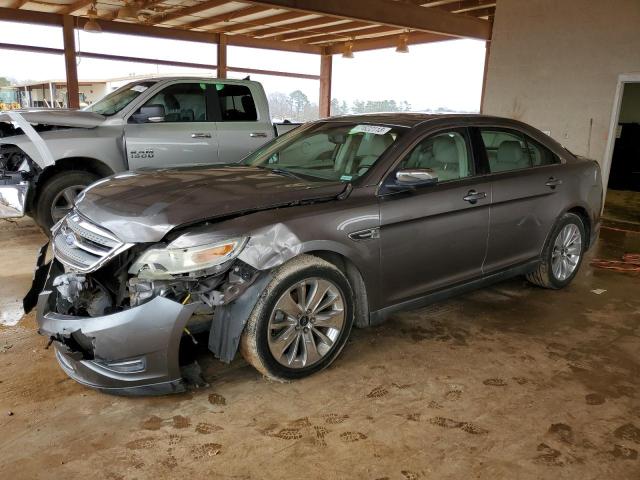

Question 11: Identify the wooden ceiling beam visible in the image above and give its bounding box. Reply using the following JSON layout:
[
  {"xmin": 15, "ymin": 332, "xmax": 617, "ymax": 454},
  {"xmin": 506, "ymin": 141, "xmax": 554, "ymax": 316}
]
[
  {"xmin": 244, "ymin": 0, "xmax": 491, "ymax": 39},
  {"xmin": 0, "ymin": 7, "xmax": 322, "ymax": 53},
  {"xmin": 326, "ymin": 30, "xmax": 447, "ymax": 54},
  {"xmin": 148, "ymin": 0, "xmax": 232, "ymax": 26},
  {"xmin": 253, "ymin": 17, "xmax": 347, "ymax": 38},
  {"xmin": 306, "ymin": 26, "xmax": 403, "ymax": 45},
  {"xmin": 9, "ymin": 0, "xmax": 29, "ymax": 9},
  {"xmin": 181, "ymin": 5, "xmax": 273, "ymax": 30},
  {"xmin": 211, "ymin": 11, "xmax": 304, "ymax": 33},
  {"xmin": 278, "ymin": 20, "xmax": 374, "ymax": 41},
  {"xmin": 464, "ymin": 7, "xmax": 495, "ymax": 18},
  {"xmin": 58, "ymin": 0, "xmax": 93, "ymax": 15}
]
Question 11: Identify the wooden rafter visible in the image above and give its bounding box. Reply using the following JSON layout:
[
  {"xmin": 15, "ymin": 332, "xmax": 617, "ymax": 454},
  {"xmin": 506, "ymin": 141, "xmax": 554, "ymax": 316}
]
[
  {"xmin": 408, "ymin": 0, "xmax": 496, "ymax": 13},
  {"xmin": 181, "ymin": 5, "xmax": 273, "ymax": 30},
  {"xmin": 306, "ymin": 26, "xmax": 404, "ymax": 45},
  {"xmin": 253, "ymin": 17, "xmax": 348, "ymax": 38},
  {"xmin": 148, "ymin": 0, "xmax": 231, "ymax": 26},
  {"xmin": 326, "ymin": 30, "xmax": 448, "ymax": 54},
  {"xmin": 0, "ymin": 7, "xmax": 324, "ymax": 53},
  {"xmin": 58, "ymin": 0, "xmax": 93, "ymax": 15},
  {"xmin": 211, "ymin": 11, "xmax": 306, "ymax": 33},
  {"xmin": 278, "ymin": 20, "xmax": 375, "ymax": 42},
  {"xmin": 244, "ymin": 0, "xmax": 491, "ymax": 39},
  {"xmin": 9, "ymin": 0, "xmax": 29, "ymax": 9},
  {"xmin": 464, "ymin": 7, "xmax": 495, "ymax": 18}
]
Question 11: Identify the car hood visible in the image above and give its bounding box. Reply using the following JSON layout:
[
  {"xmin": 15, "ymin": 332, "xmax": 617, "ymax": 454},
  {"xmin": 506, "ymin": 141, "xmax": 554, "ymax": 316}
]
[
  {"xmin": 75, "ymin": 165, "xmax": 347, "ymax": 243},
  {"xmin": 0, "ymin": 109, "xmax": 105, "ymax": 128}
]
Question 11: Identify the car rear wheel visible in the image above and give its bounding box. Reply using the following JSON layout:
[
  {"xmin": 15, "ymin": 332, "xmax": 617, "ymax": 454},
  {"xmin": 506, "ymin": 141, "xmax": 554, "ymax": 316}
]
[
  {"xmin": 240, "ymin": 254, "xmax": 354, "ymax": 381},
  {"xmin": 35, "ymin": 171, "xmax": 99, "ymax": 233},
  {"xmin": 526, "ymin": 212, "xmax": 586, "ymax": 289}
]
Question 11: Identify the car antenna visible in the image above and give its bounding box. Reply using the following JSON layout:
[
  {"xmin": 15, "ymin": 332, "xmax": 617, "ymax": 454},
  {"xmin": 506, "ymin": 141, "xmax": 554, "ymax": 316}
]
[{"xmin": 243, "ymin": 75, "xmax": 251, "ymax": 80}]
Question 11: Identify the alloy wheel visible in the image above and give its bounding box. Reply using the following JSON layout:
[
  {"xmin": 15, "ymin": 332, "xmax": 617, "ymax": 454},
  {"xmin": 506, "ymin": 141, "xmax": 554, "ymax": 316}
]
[
  {"xmin": 551, "ymin": 223, "xmax": 582, "ymax": 281},
  {"xmin": 267, "ymin": 277, "xmax": 345, "ymax": 369}
]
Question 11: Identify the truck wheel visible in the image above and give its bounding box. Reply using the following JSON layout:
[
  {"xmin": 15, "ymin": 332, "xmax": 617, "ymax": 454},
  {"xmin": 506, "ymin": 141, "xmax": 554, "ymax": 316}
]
[
  {"xmin": 526, "ymin": 212, "xmax": 586, "ymax": 289},
  {"xmin": 240, "ymin": 255, "xmax": 354, "ymax": 381},
  {"xmin": 35, "ymin": 171, "xmax": 99, "ymax": 232}
]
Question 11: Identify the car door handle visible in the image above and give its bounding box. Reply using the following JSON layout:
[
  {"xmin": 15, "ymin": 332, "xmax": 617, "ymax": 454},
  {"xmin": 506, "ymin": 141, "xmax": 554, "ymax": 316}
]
[
  {"xmin": 249, "ymin": 132, "xmax": 268, "ymax": 138},
  {"xmin": 191, "ymin": 133, "xmax": 211, "ymax": 138},
  {"xmin": 545, "ymin": 177, "xmax": 563, "ymax": 188},
  {"xmin": 463, "ymin": 190, "xmax": 487, "ymax": 204}
]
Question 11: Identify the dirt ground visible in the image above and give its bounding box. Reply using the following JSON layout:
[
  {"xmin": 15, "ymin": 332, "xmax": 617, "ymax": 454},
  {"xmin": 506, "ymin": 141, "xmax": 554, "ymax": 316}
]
[{"xmin": 0, "ymin": 218, "xmax": 639, "ymax": 480}]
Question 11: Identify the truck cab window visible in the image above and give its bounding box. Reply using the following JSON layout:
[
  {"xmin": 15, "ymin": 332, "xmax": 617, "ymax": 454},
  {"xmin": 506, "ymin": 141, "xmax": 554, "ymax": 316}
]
[{"xmin": 215, "ymin": 84, "xmax": 258, "ymax": 122}]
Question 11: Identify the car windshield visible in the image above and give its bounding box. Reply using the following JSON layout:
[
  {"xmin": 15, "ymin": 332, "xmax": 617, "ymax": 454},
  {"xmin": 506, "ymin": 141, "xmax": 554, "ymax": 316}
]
[
  {"xmin": 243, "ymin": 121, "xmax": 405, "ymax": 182},
  {"xmin": 83, "ymin": 81, "xmax": 156, "ymax": 116}
]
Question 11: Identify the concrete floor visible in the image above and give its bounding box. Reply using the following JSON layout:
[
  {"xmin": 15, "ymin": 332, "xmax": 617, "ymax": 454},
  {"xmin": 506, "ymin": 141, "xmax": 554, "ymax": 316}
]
[
  {"xmin": 0, "ymin": 217, "xmax": 639, "ymax": 479},
  {"xmin": 604, "ymin": 189, "xmax": 640, "ymax": 226}
]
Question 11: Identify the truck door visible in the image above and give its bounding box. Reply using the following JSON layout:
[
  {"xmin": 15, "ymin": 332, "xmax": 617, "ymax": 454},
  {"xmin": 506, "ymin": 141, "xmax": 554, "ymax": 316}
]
[
  {"xmin": 210, "ymin": 82, "xmax": 275, "ymax": 163},
  {"xmin": 124, "ymin": 81, "xmax": 219, "ymax": 170}
]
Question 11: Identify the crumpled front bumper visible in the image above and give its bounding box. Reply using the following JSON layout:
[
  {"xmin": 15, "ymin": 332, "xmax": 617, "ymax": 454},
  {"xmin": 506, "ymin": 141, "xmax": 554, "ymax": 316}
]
[
  {"xmin": 36, "ymin": 290, "xmax": 198, "ymax": 395},
  {"xmin": 0, "ymin": 181, "xmax": 29, "ymax": 218}
]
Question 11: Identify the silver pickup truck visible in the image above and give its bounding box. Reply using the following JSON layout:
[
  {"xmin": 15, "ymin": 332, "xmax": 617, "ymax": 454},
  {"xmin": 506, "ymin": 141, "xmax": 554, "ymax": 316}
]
[{"xmin": 0, "ymin": 77, "xmax": 297, "ymax": 229}]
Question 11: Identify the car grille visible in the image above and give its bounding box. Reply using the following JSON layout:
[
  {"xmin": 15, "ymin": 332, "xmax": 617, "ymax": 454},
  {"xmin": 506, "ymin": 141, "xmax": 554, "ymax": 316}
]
[{"xmin": 52, "ymin": 212, "xmax": 132, "ymax": 273}]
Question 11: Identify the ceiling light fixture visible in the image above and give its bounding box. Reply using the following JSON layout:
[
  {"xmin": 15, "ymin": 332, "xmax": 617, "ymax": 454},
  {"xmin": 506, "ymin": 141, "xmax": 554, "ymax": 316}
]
[
  {"xmin": 83, "ymin": 3, "xmax": 102, "ymax": 33},
  {"xmin": 396, "ymin": 33, "xmax": 409, "ymax": 53},
  {"xmin": 342, "ymin": 41, "xmax": 354, "ymax": 59}
]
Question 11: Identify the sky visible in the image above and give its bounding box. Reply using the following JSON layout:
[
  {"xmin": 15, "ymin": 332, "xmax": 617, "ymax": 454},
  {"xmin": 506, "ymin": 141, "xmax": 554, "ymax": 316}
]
[{"xmin": 0, "ymin": 20, "xmax": 486, "ymax": 112}]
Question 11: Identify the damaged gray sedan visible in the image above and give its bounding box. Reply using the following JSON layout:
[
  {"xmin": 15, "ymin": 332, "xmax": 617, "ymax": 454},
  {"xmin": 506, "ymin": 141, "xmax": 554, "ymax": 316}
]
[{"xmin": 30, "ymin": 113, "xmax": 603, "ymax": 395}]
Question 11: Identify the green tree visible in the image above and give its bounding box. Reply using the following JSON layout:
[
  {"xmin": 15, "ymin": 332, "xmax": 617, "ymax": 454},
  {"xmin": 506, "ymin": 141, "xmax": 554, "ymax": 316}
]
[
  {"xmin": 289, "ymin": 90, "xmax": 310, "ymax": 121},
  {"xmin": 331, "ymin": 98, "xmax": 349, "ymax": 116},
  {"xmin": 0, "ymin": 77, "xmax": 11, "ymax": 87}
]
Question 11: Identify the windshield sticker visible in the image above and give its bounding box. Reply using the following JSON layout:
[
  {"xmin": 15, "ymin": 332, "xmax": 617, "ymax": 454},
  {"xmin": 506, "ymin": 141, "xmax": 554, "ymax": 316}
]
[
  {"xmin": 340, "ymin": 175, "xmax": 353, "ymax": 181},
  {"xmin": 350, "ymin": 124, "xmax": 392, "ymax": 135},
  {"xmin": 130, "ymin": 85, "xmax": 148, "ymax": 93}
]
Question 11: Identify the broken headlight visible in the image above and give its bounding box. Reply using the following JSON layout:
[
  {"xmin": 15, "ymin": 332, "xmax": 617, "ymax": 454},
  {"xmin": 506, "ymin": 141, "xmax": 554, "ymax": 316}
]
[{"xmin": 129, "ymin": 237, "xmax": 247, "ymax": 277}]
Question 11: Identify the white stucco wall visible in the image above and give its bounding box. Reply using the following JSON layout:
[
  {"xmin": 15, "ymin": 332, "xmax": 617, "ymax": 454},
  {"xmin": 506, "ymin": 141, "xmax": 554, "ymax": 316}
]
[{"xmin": 482, "ymin": 0, "xmax": 640, "ymax": 171}]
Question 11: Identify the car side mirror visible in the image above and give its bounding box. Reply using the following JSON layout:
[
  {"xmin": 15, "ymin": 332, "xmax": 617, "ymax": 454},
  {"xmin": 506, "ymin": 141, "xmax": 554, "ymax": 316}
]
[
  {"xmin": 395, "ymin": 168, "xmax": 438, "ymax": 187},
  {"xmin": 131, "ymin": 104, "xmax": 165, "ymax": 123}
]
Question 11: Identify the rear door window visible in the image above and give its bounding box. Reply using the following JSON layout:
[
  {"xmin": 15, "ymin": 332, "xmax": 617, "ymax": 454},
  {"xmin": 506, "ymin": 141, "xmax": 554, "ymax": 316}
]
[
  {"xmin": 480, "ymin": 128, "xmax": 532, "ymax": 173},
  {"xmin": 214, "ymin": 84, "xmax": 258, "ymax": 122},
  {"xmin": 526, "ymin": 137, "xmax": 560, "ymax": 166}
]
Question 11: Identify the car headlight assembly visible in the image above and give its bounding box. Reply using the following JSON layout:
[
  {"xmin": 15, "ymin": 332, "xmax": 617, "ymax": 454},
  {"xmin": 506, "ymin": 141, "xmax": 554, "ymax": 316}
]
[{"xmin": 129, "ymin": 237, "xmax": 247, "ymax": 277}]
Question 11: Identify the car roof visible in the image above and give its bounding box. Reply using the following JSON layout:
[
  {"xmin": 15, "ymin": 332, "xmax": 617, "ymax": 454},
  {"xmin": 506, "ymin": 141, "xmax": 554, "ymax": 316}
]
[{"xmin": 323, "ymin": 112, "xmax": 523, "ymax": 129}]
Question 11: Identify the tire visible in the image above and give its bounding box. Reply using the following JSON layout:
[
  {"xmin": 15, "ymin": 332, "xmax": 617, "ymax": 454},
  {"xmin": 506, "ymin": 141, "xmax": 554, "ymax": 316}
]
[
  {"xmin": 526, "ymin": 212, "xmax": 586, "ymax": 289},
  {"xmin": 240, "ymin": 254, "xmax": 355, "ymax": 381},
  {"xmin": 35, "ymin": 171, "xmax": 99, "ymax": 232}
]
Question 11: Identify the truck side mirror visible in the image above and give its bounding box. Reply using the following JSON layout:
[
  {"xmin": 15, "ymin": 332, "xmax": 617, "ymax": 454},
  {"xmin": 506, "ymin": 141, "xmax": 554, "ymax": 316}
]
[{"xmin": 131, "ymin": 104, "xmax": 166, "ymax": 123}]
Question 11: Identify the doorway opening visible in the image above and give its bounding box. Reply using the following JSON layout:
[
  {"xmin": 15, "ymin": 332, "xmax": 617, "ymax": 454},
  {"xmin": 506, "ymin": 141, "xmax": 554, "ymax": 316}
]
[{"xmin": 603, "ymin": 78, "xmax": 640, "ymax": 226}]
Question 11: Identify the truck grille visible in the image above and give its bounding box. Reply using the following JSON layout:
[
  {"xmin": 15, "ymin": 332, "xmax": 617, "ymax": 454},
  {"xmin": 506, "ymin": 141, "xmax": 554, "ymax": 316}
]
[{"xmin": 52, "ymin": 212, "xmax": 132, "ymax": 273}]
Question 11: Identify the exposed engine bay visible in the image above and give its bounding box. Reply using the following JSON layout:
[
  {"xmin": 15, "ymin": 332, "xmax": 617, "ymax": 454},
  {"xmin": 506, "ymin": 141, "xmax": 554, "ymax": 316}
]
[{"xmin": 50, "ymin": 255, "xmax": 259, "ymax": 326}]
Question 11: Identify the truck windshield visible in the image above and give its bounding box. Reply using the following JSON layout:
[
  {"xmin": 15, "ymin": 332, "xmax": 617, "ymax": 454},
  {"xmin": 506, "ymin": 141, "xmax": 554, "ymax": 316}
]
[
  {"xmin": 83, "ymin": 81, "xmax": 156, "ymax": 116},
  {"xmin": 243, "ymin": 122, "xmax": 406, "ymax": 182}
]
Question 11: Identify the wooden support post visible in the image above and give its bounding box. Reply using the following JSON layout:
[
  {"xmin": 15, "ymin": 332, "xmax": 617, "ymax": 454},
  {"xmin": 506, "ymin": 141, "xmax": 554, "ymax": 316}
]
[
  {"xmin": 479, "ymin": 39, "xmax": 491, "ymax": 114},
  {"xmin": 319, "ymin": 53, "xmax": 332, "ymax": 118},
  {"xmin": 217, "ymin": 33, "xmax": 228, "ymax": 79},
  {"xmin": 62, "ymin": 15, "xmax": 79, "ymax": 109}
]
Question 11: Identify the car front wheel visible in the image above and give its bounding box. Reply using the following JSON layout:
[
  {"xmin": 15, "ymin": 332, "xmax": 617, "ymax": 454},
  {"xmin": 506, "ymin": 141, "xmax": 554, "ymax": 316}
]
[
  {"xmin": 240, "ymin": 254, "xmax": 354, "ymax": 381},
  {"xmin": 526, "ymin": 212, "xmax": 586, "ymax": 289}
]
